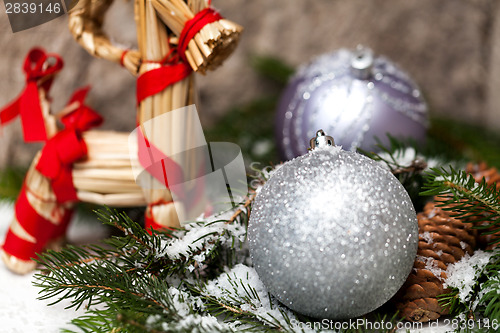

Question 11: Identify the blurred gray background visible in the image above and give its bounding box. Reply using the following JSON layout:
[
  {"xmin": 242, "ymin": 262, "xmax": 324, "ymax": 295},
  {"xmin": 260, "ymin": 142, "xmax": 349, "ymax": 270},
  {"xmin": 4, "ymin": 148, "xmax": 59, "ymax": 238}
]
[{"xmin": 0, "ymin": 0, "xmax": 499, "ymax": 167}]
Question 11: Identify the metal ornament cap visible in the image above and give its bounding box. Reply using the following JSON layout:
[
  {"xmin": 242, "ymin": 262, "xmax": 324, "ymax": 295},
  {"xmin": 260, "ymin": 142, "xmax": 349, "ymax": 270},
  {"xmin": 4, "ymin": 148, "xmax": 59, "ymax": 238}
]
[
  {"xmin": 309, "ymin": 129, "xmax": 335, "ymax": 150},
  {"xmin": 350, "ymin": 45, "xmax": 374, "ymax": 80}
]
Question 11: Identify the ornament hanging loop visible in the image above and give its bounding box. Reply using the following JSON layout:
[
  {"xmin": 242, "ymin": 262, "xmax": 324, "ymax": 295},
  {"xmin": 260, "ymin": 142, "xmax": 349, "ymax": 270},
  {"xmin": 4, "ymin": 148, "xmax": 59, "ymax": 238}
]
[{"xmin": 309, "ymin": 129, "xmax": 335, "ymax": 150}]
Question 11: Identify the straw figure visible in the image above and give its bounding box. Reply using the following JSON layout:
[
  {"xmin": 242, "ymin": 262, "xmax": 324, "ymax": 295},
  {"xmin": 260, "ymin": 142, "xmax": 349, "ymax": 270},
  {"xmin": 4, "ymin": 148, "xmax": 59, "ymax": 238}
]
[{"xmin": 0, "ymin": 0, "xmax": 242, "ymax": 274}]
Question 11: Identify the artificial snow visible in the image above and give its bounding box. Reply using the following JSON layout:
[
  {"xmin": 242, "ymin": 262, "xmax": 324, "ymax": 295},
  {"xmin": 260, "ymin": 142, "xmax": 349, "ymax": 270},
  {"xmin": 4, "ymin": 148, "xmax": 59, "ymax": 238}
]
[
  {"xmin": 157, "ymin": 206, "xmax": 247, "ymax": 263},
  {"xmin": 145, "ymin": 287, "xmax": 233, "ymax": 333},
  {"xmin": 444, "ymin": 250, "xmax": 494, "ymax": 303},
  {"xmin": 202, "ymin": 264, "xmax": 320, "ymax": 332},
  {"xmin": 0, "ymin": 201, "xmax": 109, "ymax": 332},
  {"xmin": 421, "ymin": 231, "xmax": 434, "ymax": 244},
  {"xmin": 416, "ymin": 255, "xmax": 445, "ymax": 281},
  {"xmin": 376, "ymin": 147, "xmax": 442, "ymax": 172}
]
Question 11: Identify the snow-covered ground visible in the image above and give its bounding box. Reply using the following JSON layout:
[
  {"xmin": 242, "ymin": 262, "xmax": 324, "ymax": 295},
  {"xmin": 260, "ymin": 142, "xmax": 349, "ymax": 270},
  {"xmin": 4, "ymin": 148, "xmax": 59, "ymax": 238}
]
[{"xmin": 0, "ymin": 201, "xmax": 109, "ymax": 333}]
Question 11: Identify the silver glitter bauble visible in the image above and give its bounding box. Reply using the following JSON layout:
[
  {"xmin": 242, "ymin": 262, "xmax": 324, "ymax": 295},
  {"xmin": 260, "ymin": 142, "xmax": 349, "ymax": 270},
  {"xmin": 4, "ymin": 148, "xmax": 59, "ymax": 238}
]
[
  {"xmin": 275, "ymin": 46, "xmax": 428, "ymax": 160},
  {"xmin": 248, "ymin": 142, "xmax": 418, "ymax": 319}
]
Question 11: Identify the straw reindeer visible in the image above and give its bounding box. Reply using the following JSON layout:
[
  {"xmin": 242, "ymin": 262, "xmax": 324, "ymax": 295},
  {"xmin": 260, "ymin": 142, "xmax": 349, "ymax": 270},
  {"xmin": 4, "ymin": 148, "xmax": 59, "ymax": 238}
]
[{"xmin": 0, "ymin": 0, "xmax": 242, "ymax": 274}]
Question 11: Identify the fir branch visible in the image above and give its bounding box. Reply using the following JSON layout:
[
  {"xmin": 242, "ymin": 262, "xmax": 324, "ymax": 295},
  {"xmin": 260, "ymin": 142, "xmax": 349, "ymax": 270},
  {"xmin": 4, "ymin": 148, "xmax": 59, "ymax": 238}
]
[
  {"xmin": 35, "ymin": 198, "xmax": 252, "ymax": 332},
  {"xmin": 226, "ymin": 192, "xmax": 255, "ymax": 224},
  {"xmin": 38, "ymin": 244, "xmax": 122, "ymax": 272},
  {"xmin": 438, "ymin": 250, "xmax": 500, "ymax": 332},
  {"xmin": 468, "ymin": 251, "xmax": 500, "ymax": 323},
  {"xmin": 421, "ymin": 167, "xmax": 500, "ymax": 234},
  {"xmin": 36, "ymin": 254, "xmax": 171, "ymax": 312},
  {"xmin": 186, "ymin": 265, "xmax": 300, "ymax": 333},
  {"xmin": 61, "ymin": 310, "xmax": 116, "ymax": 333}
]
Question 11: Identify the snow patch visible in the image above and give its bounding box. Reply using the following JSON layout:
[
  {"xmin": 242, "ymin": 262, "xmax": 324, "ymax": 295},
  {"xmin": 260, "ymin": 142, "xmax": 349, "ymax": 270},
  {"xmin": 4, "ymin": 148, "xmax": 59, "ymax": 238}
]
[
  {"xmin": 157, "ymin": 205, "xmax": 247, "ymax": 264},
  {"xmin": 420, "ymin": 231, "xmax": 433, "ymax": 244},
  {"xmin": 203, "ymin": 264, "xmax": 305, "ymax": 331},
  {"xmin": 417, "ymin": 255, "xmax": 445, "ymax": 280},
  {"xmin": 377, "ymin": 147, "xmax": 418, "ymax": 168},
  {"xmin": 427, "ymin": 208, "xmax": 437, "ymax": 219},
  {"xmin": 444, "ymin": 250, "xmax": 494, "ymax": 303},
  {"xmin": 0, "ymin": 201, "xmax": 97, "ymax": 332},
  {"xmin": 312, "ymin": 144, "xmax": 342, "ymax": 156}
]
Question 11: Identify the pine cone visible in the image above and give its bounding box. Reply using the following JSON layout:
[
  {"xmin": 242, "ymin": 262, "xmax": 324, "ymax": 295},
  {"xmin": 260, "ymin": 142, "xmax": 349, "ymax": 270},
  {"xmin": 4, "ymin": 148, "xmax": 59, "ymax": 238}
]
[
  {"xmin": 465, "ymin": 162, "xmax": 500, "ymax": 249},
  {"xmin": 466, "ymin": 162, "xmax": 500, "ymax": 190},
  {"xmin": 395, "ymin": 201, "xmax": 477, "ymax": 322}
]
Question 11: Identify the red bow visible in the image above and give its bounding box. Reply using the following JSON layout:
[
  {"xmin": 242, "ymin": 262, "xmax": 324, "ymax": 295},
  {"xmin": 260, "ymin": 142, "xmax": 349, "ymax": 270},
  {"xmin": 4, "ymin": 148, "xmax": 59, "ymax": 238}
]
[
  {"xmin": 178, "ymin": 8, "xmax": 223, "ymax": 64},
  {"xmin": 136, "ymin": 8, "xmax": 223, "ymax": 106},
  {"xmin": 0, "ymin": 48, "xmax": 63, "ymax": 142},
  {"xmin": 36, "ymin": 87, "xmax": 103, "ymax": 203},
  {"xmin": 136, "ymin": 62, "xmax": 192, "ymax": 106}
]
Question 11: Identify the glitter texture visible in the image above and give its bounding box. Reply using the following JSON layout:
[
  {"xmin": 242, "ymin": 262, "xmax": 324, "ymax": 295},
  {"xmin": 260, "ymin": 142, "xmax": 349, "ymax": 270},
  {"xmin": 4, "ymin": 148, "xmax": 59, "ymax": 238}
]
[{"xmin": 248, "ymin": 147, "xmax": 418, "ymax": 319}]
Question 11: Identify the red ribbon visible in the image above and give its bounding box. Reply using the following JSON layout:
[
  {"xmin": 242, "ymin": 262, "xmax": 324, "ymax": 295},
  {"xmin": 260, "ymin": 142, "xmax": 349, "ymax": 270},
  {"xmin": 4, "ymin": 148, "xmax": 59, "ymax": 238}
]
[
  {"xmin": 136, "ymin": 8, "xmax": 223, "ymax": 105},
  {"xmin": 137, "ymin": 128, "xmax": 186, "ymax": 195},
  {"xmin": 145, "ymin": 200, "xmax": 175, "ymax": 234},
  {"xmin": 178, "ymin": 8, "xmax": 222, "ymax": 64},
  {"xmin": 2, "ymin": 186, "xmax": 74, "ymax": 261},
  {"xmin": 0, "ymin": 48, "xmax": 63, "ymax": 142},
  {"xmin": 136, "ymin": 63, "xmax": 192, "ymax": 106},
  {"xmin": 2, "ymin": 229, "xmax": 41, "ymax": 261},
  {"xmin": 36, "ymin": 87, "xmax": 103, "ymax": 203}
]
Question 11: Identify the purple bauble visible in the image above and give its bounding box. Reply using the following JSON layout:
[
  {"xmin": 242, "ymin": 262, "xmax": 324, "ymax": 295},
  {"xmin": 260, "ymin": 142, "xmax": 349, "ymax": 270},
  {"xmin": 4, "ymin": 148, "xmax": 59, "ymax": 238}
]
[{"xmin": 275, "ymin": 47, "xmax": 428, "ymax": 161}]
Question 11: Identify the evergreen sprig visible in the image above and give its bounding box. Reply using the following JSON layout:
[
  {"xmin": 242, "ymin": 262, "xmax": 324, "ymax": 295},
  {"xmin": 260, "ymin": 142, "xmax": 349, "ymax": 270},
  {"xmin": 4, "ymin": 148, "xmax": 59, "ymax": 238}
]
[
  {"xmin": 7, "ymin": 53, "xmax": 500, "ymax": 332},
  {"xmin": 439, "ymin": 250, "xmax": 500, "ymax": 332},
  {"xmin": 34, "ymin": 199, "xmax": 252, "ymax": 332},
  {"xmin": 420, "ymin": 166, "xmax": 500, "ymax": 331},
  {"xmin": 475, "ymin": 253, "xmax": 500, "ymax": 322},
  {"xmin": 421, "ymin": 167, "xmax": 500, "ymax": 241},
  {"xmin": 187, "ymin": 272, "xmax": 297, "ymax": 332},
  {"xmin": 34, "ymin": 209, "xmax": 187, "ymax": 314}
]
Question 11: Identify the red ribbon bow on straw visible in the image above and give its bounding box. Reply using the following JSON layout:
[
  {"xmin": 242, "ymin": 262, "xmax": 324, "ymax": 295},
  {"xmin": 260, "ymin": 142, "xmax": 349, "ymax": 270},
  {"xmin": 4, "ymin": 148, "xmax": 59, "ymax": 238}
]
[
  {"xmin": 0, "ymin": 48, "xmax": 63, "ymax": 142},
  {"xmin": 136, "ymin": 7, "xmax": 223, "ymax": 105},
  {"xmin": 178, "ymin": 8, "xmax": 222, "ymax": 64},
  {"xmin": 136, "ymin": 48, "xmax": 192, "ymax": 106},
  {"xmin": 36, "ymin": 87, "xmax": 103, "ymax": 203}
]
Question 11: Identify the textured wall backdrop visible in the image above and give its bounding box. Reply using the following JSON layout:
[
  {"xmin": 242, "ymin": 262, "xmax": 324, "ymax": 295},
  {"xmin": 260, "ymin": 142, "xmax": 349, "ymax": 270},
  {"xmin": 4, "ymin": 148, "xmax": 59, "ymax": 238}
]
[{"xmin": 0, "ymin": 0, "xmax": 498, "ymax": 167}]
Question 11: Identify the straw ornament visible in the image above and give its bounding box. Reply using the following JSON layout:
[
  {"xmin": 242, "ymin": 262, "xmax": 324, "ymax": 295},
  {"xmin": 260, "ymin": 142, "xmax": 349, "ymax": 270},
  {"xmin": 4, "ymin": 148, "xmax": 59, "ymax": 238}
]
[{"xmin": 1, "ymin": 0, "xmax": 242, "ymax": 274}]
